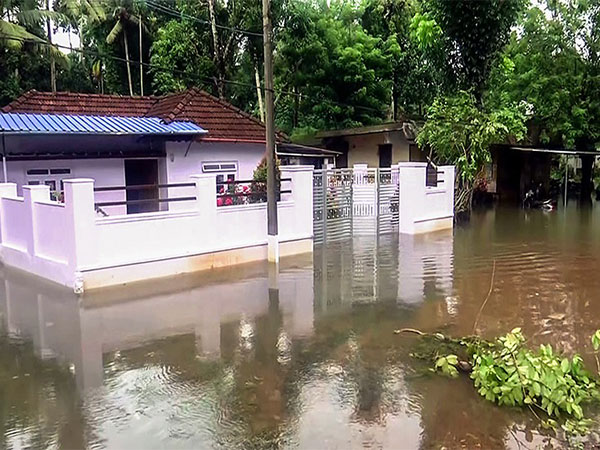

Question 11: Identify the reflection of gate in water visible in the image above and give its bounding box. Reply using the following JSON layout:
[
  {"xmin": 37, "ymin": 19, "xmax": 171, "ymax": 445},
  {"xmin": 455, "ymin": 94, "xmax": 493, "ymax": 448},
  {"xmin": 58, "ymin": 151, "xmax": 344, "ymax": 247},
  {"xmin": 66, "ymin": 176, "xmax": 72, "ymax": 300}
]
[{"xmin": 313, "ymin": 168, "xmax": 399, "ymax": 243}]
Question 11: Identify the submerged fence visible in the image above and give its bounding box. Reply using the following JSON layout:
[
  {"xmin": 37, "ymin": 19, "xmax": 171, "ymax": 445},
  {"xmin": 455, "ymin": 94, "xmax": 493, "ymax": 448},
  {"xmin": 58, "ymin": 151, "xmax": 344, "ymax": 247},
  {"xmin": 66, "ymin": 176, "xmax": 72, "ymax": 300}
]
[{"xmin": 313, "ymin": 163, "xmax": 455, "ymax": 243}]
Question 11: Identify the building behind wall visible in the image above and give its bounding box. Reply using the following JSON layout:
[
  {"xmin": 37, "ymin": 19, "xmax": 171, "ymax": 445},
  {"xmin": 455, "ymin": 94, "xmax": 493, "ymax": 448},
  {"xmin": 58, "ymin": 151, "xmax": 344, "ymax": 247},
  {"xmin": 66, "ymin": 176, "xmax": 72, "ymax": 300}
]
[{"xmin": 315, "ymin": 122, "xmax": 425, "ymax": 168}]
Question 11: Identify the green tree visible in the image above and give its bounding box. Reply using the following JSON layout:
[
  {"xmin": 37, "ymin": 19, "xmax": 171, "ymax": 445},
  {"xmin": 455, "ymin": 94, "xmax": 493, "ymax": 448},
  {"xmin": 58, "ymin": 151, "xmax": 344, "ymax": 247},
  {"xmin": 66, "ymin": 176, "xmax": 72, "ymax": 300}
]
[
  {"xmin": 275, "ymin": 0, "xmax": 393, "ymax": 135},
  {"xmin": 488, "ymin": 2, "xmax": 600, "ymax": 150},
  {"xmin": 149, "ymin": 19, "xmax": 215, "ymax": 95},
  {"xmin": 0, "ymin": 0, "xmax": 63, "ymax": 48},
  {"xmin": 412, "ymin": 0, "xmax": 526, "ymax": 97},
  {"xmin": 106, "ymin": 3, "xmax": 144, "ymax": 96},
  {"xmin": 361, "ymin": 0, "xmax": 438, "ymax": 118},
  {"xmin": 0, "ymin": 0, "xmax": 68, "ymax": 101},
  {"xmin": 417, "ymin": 91, "xmax": 527, "ymax": 213}
]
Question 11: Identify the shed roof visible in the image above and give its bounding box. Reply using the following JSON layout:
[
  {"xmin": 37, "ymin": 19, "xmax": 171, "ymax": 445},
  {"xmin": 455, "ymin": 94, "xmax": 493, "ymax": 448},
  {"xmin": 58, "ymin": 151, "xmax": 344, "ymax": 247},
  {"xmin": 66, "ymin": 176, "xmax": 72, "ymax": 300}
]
[
  {"xmin": 315, "ymin": 122, "xmax": 414, "ymax": 139},
  {"xmin": 0, "ymin": 112, "xmax": 207, "ymax": 136}
]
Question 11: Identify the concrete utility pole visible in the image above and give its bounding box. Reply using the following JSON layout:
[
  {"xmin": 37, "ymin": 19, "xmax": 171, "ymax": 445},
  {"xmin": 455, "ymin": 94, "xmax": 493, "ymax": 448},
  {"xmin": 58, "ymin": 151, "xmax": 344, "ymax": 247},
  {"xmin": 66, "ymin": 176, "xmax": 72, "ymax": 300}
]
[{"xmin": 263, "ymin": 0, "xmax": 278, "ymax": 263}]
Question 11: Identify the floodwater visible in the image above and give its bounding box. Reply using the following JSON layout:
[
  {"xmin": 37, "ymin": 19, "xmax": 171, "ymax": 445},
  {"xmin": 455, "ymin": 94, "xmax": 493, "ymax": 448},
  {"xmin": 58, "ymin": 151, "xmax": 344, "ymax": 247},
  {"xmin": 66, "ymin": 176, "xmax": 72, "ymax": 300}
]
[{"xmin": 2, "ymin": 206, "xmax": 600, "ymax": 450}]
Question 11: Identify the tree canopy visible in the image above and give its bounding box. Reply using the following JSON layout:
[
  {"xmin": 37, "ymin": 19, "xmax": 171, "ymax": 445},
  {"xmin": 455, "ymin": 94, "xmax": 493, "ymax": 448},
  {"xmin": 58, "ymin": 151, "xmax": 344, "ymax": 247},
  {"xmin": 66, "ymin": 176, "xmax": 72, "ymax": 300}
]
[{"xmin": 0, "ymin": 0, "xmax": 598, "ymax": 156}]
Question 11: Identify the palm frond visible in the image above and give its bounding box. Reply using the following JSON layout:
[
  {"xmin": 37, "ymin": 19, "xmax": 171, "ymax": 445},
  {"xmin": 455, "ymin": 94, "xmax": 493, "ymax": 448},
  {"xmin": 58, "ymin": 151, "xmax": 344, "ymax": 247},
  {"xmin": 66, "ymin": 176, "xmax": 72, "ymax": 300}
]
[
  {"xmin": 0, "ymin": 20, "xmax": 68, "ymax": 64},
  {"xmin": 60, "ymin": 0, "xmax": 107, "ymax": 23},
  {"xmin": 84, "ymin": 0, "xmax": 107, "ymax": 23},
  {"xmin": 106, "ymin": 19, "xmax": 122, "ymax": 44},
  {"xmin": 0, "ymin": 20, "xmax": 44, "ymax": 49},
  {"xmin": 16, "ymin": 9, "xmax": 68, "ymax": 27}
]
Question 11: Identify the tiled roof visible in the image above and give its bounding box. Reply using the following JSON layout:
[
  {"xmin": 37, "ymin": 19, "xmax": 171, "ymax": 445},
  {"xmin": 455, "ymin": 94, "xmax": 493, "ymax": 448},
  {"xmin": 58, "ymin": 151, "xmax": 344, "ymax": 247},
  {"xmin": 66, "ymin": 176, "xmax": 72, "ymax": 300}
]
[
  {"xmin": 2, "ymin": 90, "xmax": 155, "ymax": 117},
  {"xmin": 2, "ymin": 88, "xmax": 285, "ymax": 143}
]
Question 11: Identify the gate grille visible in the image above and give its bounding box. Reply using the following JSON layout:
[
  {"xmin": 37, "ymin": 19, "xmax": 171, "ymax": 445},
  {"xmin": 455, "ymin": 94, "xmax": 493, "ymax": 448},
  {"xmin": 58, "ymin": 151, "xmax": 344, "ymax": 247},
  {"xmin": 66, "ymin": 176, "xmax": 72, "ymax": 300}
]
[
  {"xmin": 377, "ymin": 168, "xmax": 399, "ymax": 234},
  {"xmin": 313, "ymin": 167, "xmax": 399, "ymax": 243},
  {"xmin": 313, "ymin": 169, "xmax": 353, "ymax": 243}
]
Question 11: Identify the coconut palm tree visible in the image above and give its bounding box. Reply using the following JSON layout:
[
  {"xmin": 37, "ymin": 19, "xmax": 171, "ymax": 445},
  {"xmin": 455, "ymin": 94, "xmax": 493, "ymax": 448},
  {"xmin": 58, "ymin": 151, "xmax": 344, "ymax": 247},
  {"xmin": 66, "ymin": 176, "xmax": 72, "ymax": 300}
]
[
  {"xmin": 57, "ymin": 0, "xmax": 107, "ymax": 41},
  {"xmin": 1, "ymin": 0, "xmax": 67, "ymax": 91},
  {"xmin": 0, "ymin": 0, "xmax": 64, "ymax": 48},
  {"xmin": 105, "ymin": 2, "xmax": 146, "ymax": 97}
]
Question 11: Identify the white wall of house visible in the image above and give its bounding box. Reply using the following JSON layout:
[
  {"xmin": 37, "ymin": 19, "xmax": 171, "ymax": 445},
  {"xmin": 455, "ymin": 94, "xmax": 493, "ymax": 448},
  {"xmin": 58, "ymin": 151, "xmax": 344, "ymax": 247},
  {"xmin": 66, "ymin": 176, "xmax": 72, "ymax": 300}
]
[
  {"xmin": 7, "ymin": 158, "xmax": 127, "ymax": 215},
  {"xmin": 4, "ymin": 140, "xmax": 266, "ymax": 216},
  {"xmin": 7, "ymin": 158, "xmax": 125, "ymax": 193},
  {"xmin": 165, "ymin": 141, "xmax": 265, "ymax": 211},
  {"xmin": 345, "ymin": 132, "xmax": 411, "ymax": 167},
  {"xmin": 166, "ymin": 141, "xmax": 264, "ymax": 182}
]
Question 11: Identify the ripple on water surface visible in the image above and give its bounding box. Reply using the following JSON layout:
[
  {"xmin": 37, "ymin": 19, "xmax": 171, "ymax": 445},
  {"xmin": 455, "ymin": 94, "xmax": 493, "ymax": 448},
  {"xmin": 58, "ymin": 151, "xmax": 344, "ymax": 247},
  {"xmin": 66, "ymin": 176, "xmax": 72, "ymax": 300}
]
[{"xmin": 1, "ymin": 206, "xmax": 600, "ymax": 448}]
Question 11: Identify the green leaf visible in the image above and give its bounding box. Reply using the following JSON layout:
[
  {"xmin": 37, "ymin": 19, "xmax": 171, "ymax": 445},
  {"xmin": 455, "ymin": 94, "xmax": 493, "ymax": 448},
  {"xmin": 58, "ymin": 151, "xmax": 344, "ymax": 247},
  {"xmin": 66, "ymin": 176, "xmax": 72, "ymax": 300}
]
[
  {"xmin": 592, "ymin": 330, "xmax": 600, "ymax": 351},
  {"xmin": 561, "ymin": 358, "xmax": 570, "ymax": 374}
]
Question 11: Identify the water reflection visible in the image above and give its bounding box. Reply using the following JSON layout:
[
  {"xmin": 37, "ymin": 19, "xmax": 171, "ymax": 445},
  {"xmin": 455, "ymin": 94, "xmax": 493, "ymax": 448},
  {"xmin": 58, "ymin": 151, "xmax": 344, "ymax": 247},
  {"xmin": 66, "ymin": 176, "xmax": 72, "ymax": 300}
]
[
  {"xmin": 314, "ymin": 231, "xmax": 454, "ymax": 310},
  {"xmin": 1, "ymin": 207, "xmax": 600, "ymax": 448}
]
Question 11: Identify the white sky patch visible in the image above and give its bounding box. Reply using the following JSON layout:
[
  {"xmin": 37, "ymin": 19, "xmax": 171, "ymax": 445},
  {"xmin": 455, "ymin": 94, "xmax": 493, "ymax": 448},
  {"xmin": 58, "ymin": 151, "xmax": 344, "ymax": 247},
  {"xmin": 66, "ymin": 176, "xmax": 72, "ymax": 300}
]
[{"xmin": 53, "ymin": 26, "xmax": 80, "ymax": 53}]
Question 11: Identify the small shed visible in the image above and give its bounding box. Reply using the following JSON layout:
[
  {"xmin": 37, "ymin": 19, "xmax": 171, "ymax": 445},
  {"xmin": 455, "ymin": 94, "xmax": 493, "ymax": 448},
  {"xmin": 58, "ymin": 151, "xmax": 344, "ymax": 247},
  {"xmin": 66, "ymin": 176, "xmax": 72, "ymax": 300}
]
[{"xmin": 316, "ymin": 121, "xmax": 423, "ymax": 168}]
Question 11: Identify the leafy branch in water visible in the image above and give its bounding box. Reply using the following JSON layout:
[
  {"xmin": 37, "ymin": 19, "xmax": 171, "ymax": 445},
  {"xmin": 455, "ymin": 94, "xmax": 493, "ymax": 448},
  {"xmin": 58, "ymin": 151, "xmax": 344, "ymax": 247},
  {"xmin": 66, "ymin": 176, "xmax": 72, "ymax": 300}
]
[{"xmin": 399, "ymin": 327, "xmax": 600, "ymax": 436}]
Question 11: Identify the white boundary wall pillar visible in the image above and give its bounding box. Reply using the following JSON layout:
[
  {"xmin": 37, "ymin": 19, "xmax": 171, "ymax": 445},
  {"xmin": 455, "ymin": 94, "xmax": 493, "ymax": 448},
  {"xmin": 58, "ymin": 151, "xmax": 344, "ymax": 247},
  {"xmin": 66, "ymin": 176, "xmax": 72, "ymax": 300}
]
[
  {"xmin": 398, "ymin": 162, "xmax": 454, "ymax": 234},
  {"xmin": 398, "ymin": 163, "xmax": 427, "ymax": 234},
  {"xmin": 63, "ymin": 179, "xmax": 96, "ymax": 291},
  {"xmin": 23, "ymin": 185, "xmax": 51, "ymax": 256},
  {"xmin": 0, "ymin": 183, "xmax": 17, "ymax": 246},
  {"xmin": 191, "ymin": 173, "xmax": 218, "ymax": 244},
  {"xmin": 279, "ymin": 165, "xmax": 313, "ymax": 241}
]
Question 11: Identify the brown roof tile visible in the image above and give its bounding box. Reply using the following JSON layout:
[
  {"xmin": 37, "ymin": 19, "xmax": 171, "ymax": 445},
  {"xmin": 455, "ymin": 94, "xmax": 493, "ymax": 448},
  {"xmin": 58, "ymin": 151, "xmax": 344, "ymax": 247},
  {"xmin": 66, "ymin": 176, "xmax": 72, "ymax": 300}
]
[
  {"xmin": 2, "ymin": 88, "xmax": 287, "ymax": 143},
  {"xmin": 2, "ymin": 90, "xmax": 155, "ymax": 117}
]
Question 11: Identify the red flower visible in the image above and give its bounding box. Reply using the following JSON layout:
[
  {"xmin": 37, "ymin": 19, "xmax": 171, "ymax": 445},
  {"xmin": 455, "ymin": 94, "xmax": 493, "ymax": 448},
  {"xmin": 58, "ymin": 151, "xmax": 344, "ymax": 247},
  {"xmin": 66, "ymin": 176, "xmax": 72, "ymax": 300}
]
[
  {"xmin": 225, "ymin": 197, "xmax": 233, "ymax": 206},
  {"xmin": 217, "ymin": 197, "xmax": 224, "ymax": 206}
]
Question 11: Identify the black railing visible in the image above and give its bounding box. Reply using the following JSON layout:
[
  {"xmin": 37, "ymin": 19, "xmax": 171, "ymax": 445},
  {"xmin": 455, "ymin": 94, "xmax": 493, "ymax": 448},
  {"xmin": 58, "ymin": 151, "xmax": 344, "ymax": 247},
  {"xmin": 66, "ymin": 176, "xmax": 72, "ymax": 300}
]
[
  {"xmin": 426, "ymin": 165, "xmax": 444, "ymax": 187},
  {"xmin": 95, "ymin": 197, "xmax": 197, "ymax": 208},
  {"xmin": 94, "ymin": 182, "xmax": 195, "ymax": 192},
  {"xmin": 94, "ymin": 182, "xmax": 196, "ymax": 210}
]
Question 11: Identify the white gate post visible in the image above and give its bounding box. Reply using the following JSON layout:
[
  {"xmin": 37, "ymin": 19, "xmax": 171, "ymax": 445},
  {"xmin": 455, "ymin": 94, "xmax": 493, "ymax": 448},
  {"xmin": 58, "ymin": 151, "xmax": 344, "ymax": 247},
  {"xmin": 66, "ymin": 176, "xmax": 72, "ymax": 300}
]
[{"xmin": 398, "ymin": 163, "xmax": 427, "ymax": 234}]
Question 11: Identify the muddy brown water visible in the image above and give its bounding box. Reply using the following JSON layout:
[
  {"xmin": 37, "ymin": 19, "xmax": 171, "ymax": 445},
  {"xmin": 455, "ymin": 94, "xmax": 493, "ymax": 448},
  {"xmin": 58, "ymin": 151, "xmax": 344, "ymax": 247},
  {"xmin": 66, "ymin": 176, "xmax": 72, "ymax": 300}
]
[{"xmin": 1, "ymin": 206, "xmax": 600, "ymax": 449}]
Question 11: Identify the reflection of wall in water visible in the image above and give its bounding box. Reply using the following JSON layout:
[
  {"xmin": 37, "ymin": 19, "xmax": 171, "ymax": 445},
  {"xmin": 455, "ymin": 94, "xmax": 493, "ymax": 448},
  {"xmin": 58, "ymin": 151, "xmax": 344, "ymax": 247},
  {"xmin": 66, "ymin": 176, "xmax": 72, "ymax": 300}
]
[
  {"xmin": 313, "ymin": 231, "xmax": 454, "ymax": 311},
  {"xmin": 397, "ymin": 231, "xmax": 454, "ymax": 306},
  {"xmin": 0, "ymin": 266, "xmax": 314, "ymax": 391}
]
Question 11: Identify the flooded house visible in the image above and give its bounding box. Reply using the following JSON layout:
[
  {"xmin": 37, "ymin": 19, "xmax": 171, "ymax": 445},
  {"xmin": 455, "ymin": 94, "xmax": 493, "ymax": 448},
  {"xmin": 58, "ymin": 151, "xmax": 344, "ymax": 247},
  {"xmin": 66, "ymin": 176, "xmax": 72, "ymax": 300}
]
[
  {"xmin": 0, "ymin": 91, "xmax": 456, "ymax": 293},
  {"xmin": 0, "ymin": 88, "xmax": 278, "ymax": 207}
]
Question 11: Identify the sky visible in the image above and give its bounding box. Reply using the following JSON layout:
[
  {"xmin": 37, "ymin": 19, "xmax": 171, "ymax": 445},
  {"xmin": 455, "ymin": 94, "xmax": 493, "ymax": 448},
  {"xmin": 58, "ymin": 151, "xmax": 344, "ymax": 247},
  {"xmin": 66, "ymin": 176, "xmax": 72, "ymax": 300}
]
[{"xmin": 52, "ymin": 25, "xmax": 80, "ymax": 53}]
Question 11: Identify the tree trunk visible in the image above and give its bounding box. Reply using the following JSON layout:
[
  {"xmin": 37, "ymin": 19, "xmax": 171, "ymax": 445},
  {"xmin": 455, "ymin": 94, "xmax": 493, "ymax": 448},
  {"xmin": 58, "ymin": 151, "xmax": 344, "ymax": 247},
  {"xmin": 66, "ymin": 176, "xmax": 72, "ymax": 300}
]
[
  {"xmin": 207, "ymin": 0, "xmax": 225, "ymax": 99},
  {"xmin": 293, "ymin": 86, "xmax": 299, "ymax": 128},
  {"xmin": 580, "ymin": 154, "xmax": 594, "ymax": 201},
  {"xmin": 123, "ymin": 30, "xmax": 134, "ymax": 97},
  {"xmin": 254, "ymin": 63, "xmax": 264, "ymax": 122},
  {"xmin": 139, "ymin": 18, "xmax": 144, "ymax": 96},
  {"xmin": 391, "ymin": 73, "xmax": 398, "ymax": 122},
  {"xmin": 454, "ymin": 175, "xmax": 474, "ymax": 220},
  {"xmin": 46, "ymin": 0, "xmax": 56, "ymax": 93}
]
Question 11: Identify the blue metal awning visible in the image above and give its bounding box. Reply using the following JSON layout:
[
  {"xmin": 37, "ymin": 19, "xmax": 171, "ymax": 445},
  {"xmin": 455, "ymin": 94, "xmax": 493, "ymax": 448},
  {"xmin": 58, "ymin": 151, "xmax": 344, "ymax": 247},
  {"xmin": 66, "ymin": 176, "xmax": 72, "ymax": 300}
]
[{"xmin": 0, "ymin": 112, "xmax": 207, "ymax": 136}]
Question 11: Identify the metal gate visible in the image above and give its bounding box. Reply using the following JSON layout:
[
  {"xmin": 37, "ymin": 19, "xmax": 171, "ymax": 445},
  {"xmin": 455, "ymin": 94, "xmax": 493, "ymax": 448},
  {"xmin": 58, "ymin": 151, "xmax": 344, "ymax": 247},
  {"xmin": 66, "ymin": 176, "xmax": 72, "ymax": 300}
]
[{"xmin": 313, "ymin": 168, "xmax": 399, "ymax": 243}]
